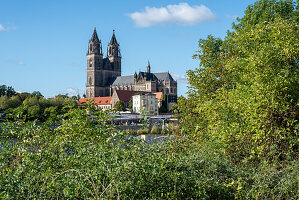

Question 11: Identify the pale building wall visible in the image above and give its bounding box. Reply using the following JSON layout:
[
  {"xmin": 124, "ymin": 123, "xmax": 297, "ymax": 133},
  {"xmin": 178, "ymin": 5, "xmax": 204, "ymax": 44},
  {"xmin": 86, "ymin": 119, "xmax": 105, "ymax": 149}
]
[
  {"xmin": 98, "ymin": 104, "xmax": 112, "ymax": 111},
  {"xmin": 132, "ymin": 94, "xmax": 158, "ymax": 115}
]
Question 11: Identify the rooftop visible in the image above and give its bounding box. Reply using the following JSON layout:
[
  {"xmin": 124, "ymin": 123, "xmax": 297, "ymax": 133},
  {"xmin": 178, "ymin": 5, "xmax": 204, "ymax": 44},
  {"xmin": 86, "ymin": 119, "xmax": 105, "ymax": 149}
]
[{"xmin": 79, "ymin": 96, "xmax": 112, "ymax": 105}]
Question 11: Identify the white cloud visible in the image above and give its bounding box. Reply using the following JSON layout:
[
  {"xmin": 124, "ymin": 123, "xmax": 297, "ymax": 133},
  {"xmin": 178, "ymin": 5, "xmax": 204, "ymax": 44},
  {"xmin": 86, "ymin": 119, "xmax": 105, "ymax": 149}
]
[
  {"xmin": 16, "ymin": 61, "xmax": 24, "ymax": 65},
  {"xmin": 0, "ymin": 24, "xmax": 5, "ymax": 31},
  {"xmin": 129, "ymin": 3, "xmax": 216, "ymax": 27},
  {"xmin": 0, "ymin": 24, "xmax": 16, "ymax": 31},
  {"xmin": 172, "ymin": 73, "xmax": 188, "ymax": 83},
  {"xmin": 7, "ymin": 60, "xmax": 25, "ymax": 66},
  {"xmin": 64, "ymin": 88, "xmax": 84, "ymax": 97}
]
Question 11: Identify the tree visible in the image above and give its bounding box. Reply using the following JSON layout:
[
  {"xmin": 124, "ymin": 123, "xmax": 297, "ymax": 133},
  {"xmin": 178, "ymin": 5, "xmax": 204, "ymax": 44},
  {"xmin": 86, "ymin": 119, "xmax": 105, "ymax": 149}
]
[
  {"xmin": 0, "ymin": 85, "xmax": 17, "ymax": 97},
  {"xmin": 114, "ymin": 101, "xmax": 126, "ymax": 111},
  {"xmin": 6, "ymin": 86, "xmax": 16, "ymax": 97},
  {"xmin": 18, "ymin": 92, "xmax": 31, "ymax": 101},
  {"xmin": 159, "ymin": 94, "xmax": 168, "ymax": 113},
  {"xmin": 176, "ymin": 0, "xmax": 298, "ymax": 162},
  {"xmin": 128, "ymin": 99, "xmax": 133, "ymax": 112},
  {"xmin": 31, "ymin": 91, "xmax": 43, "ymax": 98},
  {"xmin": 0, "ymin": 85, "xmax": 7, "ymax": 96},
  {"xmin": 0, "ymin": 95, "xmax": 9, "ymax": 110}
]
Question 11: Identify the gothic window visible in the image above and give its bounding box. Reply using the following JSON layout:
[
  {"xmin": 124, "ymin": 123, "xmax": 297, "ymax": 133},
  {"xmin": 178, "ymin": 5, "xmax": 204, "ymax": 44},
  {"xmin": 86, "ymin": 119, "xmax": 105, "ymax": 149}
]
[
  {"xmin": 171, "ymin": 88, "xmax": 173, "ymax": 93},
  {"xmin": 89, "ymin": 60, "xmax": 92, "ymax": 68},
  {"xmin": 89, "ymin": 77, "xmax": 92, "ymax": 85},
  {"xmin": 90, "ymin": 44, "xmax": 92, "ymax": 52}
]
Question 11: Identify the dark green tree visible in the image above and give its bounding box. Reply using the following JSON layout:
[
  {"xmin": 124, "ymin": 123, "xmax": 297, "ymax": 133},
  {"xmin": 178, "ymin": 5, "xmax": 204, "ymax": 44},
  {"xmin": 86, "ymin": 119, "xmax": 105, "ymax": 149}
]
[
  {"xmin": 159, "ymin": 94, "xmax": 168, "ymax": 113},
  {"xmin": 6, "ymin": 86, "xmax": 16, "ymax": 97},
  {"xmin": 0, "ymin": 85, "xmax": 7, "ymax": 96},
  {"xmin": 0, "ymin": 85, "xmax": 16, "ymax": 97},
  {"xmin": 31, "ymin": 91, "xmax": 43, "ymax": 98}
]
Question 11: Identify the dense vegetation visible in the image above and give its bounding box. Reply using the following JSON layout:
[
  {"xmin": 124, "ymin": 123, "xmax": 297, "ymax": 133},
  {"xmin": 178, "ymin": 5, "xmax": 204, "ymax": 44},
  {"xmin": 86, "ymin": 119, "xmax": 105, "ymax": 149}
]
[
  {"xmin": 175, "ymin": 0, "xmax": 298, "ymax": 163},
  {"xmin": 0, "ymin": 0, "xmax": 298, "ymax": 199},
  {"xmin": 0, "ymin": 85, "xmax": 78, "ymax": 122},
  {"xmin": 1, "ymin": 106, "xmax": 297, "ymax": 199}
]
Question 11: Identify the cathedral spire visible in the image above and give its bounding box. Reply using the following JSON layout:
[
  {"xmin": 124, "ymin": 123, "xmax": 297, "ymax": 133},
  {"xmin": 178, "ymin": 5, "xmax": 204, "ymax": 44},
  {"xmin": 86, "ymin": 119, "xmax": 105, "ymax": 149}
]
[
  {"xmin": 109, "ymin": 30, "xmax": 118, "ymax": 45},
  {"xmin": 91, "ymin": 27, "xmax": 100, "ymax": 43},
  {"xmin": 88, "ymin": 27, "xmax": 102, "ymax": 55},
  {"xmin": 108, "ymin": 30, "xmax": 120, "ymax": 57},
  {"xmin": 147, "ymin": 60, "xmax": 151, "ymax": 73}
]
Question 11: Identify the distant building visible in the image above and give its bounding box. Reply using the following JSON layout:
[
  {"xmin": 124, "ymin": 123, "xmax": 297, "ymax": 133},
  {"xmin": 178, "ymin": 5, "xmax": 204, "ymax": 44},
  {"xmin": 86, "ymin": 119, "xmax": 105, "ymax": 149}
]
[
  {"xmin": 79, "ymin": 96, "xmax": 112, "ymax": 111},
  {"xmin": 111, "ymin": 90, "xmax": 163, "ymax": 111},
  {"xmin": 85, "ymin": 28, "xmax": 177, "ymax": 107},
  {"xmin": 133, "ymin": 93, "xmax": 159, "ymax": 115}
]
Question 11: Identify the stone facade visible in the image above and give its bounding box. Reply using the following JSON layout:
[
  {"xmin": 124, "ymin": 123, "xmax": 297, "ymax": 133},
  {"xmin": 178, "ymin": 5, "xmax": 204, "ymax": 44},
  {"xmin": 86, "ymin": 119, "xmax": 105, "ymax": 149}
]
[
  {"xmin": 86, "ymin": 28, "xmax": 121, "ymax": 98},
  {"xmin": 86, "ymin": 28, "xmax": 177, "ymax": 104}
]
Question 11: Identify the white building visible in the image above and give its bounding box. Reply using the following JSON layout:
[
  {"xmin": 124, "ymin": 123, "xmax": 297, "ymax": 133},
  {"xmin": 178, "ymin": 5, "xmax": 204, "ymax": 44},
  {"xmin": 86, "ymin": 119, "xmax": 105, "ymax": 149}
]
[{"xmin": 133, "ymin": 93, "xmax": 159, "ymax": 115}]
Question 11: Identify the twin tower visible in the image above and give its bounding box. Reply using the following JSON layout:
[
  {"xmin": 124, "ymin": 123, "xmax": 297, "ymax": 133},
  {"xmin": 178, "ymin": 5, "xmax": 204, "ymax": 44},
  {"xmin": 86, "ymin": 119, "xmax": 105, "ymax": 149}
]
[{"xmin": 86, "ymin": 28, "xmax": 121, "ymax": 98}]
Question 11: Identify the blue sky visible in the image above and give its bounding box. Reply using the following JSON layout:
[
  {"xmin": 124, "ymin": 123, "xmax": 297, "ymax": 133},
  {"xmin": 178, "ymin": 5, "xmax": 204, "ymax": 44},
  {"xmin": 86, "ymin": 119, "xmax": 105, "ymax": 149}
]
[{"xmin": 0, "ymin": 0, "xmax": 256, "ymax": 97}]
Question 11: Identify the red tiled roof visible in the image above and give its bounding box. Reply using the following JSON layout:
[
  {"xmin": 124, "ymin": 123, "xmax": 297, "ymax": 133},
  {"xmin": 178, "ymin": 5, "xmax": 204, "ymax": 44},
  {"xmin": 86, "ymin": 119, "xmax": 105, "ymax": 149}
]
[
  {"xmin": 153, "ymin": 92, "xmax": 163, "ymax": 100},
  {"xmin": 79, "ymin": 96, "xmax": 112, "ymax": 105},
  {"xmin": 115, "ymin": 90, "xmax": 150, "ymax": 102}
]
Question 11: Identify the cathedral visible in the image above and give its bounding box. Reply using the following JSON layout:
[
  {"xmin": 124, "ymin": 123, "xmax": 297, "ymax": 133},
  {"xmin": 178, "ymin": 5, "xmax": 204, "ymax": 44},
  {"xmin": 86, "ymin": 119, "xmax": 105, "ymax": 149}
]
[{"xmin": 86, "ymin": 28, "xmax": 177, "ymax": 104}]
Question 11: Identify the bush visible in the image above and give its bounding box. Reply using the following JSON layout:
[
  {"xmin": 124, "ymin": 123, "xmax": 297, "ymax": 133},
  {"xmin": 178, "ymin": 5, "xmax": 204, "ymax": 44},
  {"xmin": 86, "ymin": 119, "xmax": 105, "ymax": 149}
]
[
  {"xmin": 150, "ymin": 125, "xmax": 161, "ymax": 134},
  {"xmin": 137, "ymin": 128, "xmax": 149, "ymax": 135},
  {"xmin": 123, "ymin": 129, "xmax": 138, "ymax": 135},
  {"xmin": 165, "ymin": 122, "xmax": 180, "ymax": 135},
  {"xmin": 0, "ymin": 107, "xmax": 297, "ymax": 199}
]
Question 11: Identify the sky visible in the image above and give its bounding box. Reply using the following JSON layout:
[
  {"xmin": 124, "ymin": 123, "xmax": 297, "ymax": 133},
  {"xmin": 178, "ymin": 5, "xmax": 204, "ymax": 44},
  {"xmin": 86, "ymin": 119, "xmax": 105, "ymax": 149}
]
[{"xmin": 0, "ymin": 0, "xmax": 257, "ymax": 97}]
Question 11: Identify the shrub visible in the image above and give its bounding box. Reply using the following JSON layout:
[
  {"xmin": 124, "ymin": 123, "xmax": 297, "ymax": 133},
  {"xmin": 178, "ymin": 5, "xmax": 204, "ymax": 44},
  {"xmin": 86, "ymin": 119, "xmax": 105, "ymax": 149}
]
[
  {"xmin": 150, "ymin": 125, "xmax": 161, "ymax": 134},
  {"xmin": 137, "ymin": 128, "xmax": 149, "ymax": 135},
  {"xmin": 165, "ymin": 122, "xmax": 180, "ymax": 135},
  {"xmin": 0, "ymin": 107, "xmax": 297, "ymax": 199}
]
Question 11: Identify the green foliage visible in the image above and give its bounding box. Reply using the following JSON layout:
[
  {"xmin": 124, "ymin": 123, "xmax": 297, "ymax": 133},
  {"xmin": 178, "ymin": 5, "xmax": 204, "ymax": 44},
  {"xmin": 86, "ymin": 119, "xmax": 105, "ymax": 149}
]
[
  {"xmin": 114, "ymin": 100, "xmax": 126, "ymax": 111},
  {"xmin": 31, "ymin": 91, "xmax": 44, "ymax": 98},
  {"xmin": 150, "ymin": 125, "xmax": 161, "ymax": 134},
  {"xmin": 0, "ymin": 1, "xmax": 297, "ymax": 198},
  {"xmin": 139, "ymin": 106, "xmax": 150, "ymax": 129},
  {"xmin": 0, "ymin": 85, "xmax": 16, "ymax": 97},
  {"xmin": 0, "ymin": 95, "xmax": 22, "ymax": 110},
  {"xmin": 0, "ymin": 88, "xmax": 78, "ymax": 122},
  {"xmin": 175, "ymin": 0, "xmax": 298, "ymax": 163},
  {"xmin": 128, "ymin": 99, "xmax": 133, "ymax": 112},
  {"xmin": 0, "ymin": 114, "xmax": 297, "ymax": 199},
  {"xmin": 137, "ymin": 128, "xmax": 149, "ymax": 134},
  {"xmin": 165, "ymin": 122, "xmax": 181, "ymax": 135},
  {"xmin": 159, "ymin": 94, "xmax": 168, "ymax": 113}
]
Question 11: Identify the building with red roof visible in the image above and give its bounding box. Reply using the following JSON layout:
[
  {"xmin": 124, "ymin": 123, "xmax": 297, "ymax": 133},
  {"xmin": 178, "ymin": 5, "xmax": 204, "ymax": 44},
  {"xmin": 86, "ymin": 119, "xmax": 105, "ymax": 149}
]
[{"xmin": 79, "ymin": 96, "xmax": 112, "ymax": 110}]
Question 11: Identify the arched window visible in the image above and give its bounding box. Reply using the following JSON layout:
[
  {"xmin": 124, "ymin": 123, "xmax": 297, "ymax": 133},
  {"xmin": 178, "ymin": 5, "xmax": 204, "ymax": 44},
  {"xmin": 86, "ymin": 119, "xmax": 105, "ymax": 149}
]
[
  {"xmin": 89, "ymin": 77, "xmax": 92, "ymax": 85},
  {"xmin": 166, "ymin": 88, "xmax": 169, "ymax": 94},
  {"xmin": 170, "ymin": 88, "xmax": 173, "ymax": 93},
  {"xmin": 90, "ymin": 44, "xmax": 92, "ymax": 52}
]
